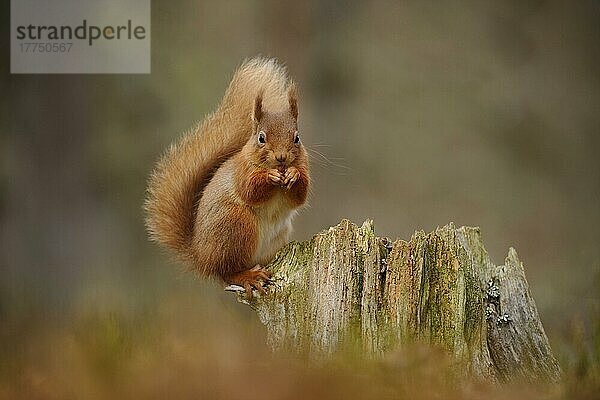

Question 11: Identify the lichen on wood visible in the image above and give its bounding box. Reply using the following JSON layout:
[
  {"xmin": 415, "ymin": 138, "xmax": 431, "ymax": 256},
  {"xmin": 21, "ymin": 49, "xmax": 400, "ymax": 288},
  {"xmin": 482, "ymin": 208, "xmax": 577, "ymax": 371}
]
[{"xmin": 226, "ymin": 219, "xmax": 561, "ymax": 383}]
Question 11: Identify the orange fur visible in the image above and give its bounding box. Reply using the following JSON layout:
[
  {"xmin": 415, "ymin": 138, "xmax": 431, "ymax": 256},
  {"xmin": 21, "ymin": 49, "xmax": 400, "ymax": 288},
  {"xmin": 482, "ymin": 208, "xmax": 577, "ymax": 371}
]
[
  {"xmin": 284, "ymin": 156, "xmax": 310, "ymax": 207},
  {"xmin": 144, "ymin": 57, "xmax": 310, "ymax": 286},
  {"xmin": 235, "ymin": 163, "xmax": 277, "ymax": 206}
]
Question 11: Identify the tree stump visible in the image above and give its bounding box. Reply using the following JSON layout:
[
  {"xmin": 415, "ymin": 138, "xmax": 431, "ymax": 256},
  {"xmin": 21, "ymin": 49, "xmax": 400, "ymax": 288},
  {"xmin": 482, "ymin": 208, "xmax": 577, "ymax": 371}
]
[{"xmin": 227, "ymin": 219, "xmax": 561, "ymax": 383}]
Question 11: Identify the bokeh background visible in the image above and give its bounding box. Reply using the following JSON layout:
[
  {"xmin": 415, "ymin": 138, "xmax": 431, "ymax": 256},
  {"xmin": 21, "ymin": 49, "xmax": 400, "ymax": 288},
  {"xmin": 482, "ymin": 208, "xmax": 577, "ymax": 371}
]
[{"xmin": 1, "ymin": 1, "xmax": 599, "ymax": 398}]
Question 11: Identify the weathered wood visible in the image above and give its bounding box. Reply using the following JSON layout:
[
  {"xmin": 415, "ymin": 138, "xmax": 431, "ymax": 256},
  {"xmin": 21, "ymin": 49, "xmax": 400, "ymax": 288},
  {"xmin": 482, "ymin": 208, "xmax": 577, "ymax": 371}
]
[{"xmin": 227, "ymin": 219, "xmax": 561, "ymax": 383}]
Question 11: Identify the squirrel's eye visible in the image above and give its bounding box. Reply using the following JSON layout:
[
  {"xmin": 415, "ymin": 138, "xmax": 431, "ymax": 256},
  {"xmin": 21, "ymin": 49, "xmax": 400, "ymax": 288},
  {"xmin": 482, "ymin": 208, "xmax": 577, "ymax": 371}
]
[
  {"xmin": 294, "ymin": 132, "xmax": 300, "ymax": 144},
  {"xmin": 258, "ymin": 131, "xmax": 266, "ymax": 144}
]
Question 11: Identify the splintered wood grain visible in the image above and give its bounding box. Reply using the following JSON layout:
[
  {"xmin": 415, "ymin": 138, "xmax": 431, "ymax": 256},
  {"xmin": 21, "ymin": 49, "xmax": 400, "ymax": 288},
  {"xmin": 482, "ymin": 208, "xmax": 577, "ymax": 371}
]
[
  {"xmin": 235, "ymin": 219, "xmax": 561, "ymax": 383},
  {"xmin": 485, "ymin": 248, "xmax": 562, "ymax": 382}
]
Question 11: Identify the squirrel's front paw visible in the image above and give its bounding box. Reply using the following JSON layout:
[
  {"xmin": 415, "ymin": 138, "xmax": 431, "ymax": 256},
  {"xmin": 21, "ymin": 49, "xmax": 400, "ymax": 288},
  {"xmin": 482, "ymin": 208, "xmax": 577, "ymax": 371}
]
[
  {"xmin": 267, "ymin": 169, "xmax": 285, "ymax": 186},
  {"xmin": 227, "ymin": 265, "xmax": 272, "ymax": 298},
  {"xmin": 283, "ymin": 166, "xmax": 300, "ymax": 189}
]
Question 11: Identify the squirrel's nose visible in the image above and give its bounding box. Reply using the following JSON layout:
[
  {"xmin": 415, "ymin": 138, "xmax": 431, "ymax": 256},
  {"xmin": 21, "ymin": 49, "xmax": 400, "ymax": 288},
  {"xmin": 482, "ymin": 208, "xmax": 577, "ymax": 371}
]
[{"xmin": 275, "ymin": 153, "xmax": 287, "ymax": 163}]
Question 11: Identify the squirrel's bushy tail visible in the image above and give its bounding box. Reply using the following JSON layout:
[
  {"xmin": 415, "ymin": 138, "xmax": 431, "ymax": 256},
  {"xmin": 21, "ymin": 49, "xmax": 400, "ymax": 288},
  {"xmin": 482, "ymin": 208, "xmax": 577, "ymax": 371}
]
[{"xmin": 144, "ymin": 57, "xmax": 291, "ymax": 260}]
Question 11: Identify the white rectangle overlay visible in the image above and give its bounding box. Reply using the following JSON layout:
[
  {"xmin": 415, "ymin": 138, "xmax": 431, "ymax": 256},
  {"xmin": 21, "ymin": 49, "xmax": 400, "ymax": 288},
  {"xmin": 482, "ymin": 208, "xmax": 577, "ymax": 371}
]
[{"xmin": 11, "ymin": 0, "xmax": 150, "ymax": 74}]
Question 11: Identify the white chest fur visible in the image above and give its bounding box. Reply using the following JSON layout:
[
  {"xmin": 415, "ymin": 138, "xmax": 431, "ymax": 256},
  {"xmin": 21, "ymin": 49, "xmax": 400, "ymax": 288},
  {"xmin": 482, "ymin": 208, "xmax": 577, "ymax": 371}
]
[{"xmin": 252, "ymin": 191, "xmax": 296, "ymax": 265}]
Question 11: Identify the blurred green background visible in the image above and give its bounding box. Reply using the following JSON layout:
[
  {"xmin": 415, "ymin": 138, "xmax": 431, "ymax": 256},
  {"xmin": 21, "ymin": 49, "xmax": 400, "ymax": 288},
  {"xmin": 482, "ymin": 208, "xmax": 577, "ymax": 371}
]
[{"xmin": 1, "ymin": 1, "xmax": 599, "ymax": 398}]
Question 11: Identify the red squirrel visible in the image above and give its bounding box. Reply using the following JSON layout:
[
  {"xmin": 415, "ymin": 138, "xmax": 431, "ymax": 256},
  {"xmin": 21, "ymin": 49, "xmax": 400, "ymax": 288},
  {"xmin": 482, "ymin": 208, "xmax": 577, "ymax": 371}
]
[{"xmin": 145, "ymin": 58, "xmax": 310, "ymax": 297}]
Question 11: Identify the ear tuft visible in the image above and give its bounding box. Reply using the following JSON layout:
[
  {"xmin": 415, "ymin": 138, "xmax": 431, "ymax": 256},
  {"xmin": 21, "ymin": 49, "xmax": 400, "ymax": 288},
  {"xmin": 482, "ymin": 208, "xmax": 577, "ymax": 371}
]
[
  {"xmin": 288, "ymin": 82, "xmax": 298, "ymax": 121},
  {"xmin": 253, "ymin": 91, "xmax": 264, "ymax": 124}
]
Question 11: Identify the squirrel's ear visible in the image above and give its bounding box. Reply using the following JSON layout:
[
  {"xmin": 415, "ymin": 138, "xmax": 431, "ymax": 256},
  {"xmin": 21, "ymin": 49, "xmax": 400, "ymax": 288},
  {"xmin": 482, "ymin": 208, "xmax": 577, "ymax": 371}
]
[
  {"xmin": 288, "ymin": 82, "xmax": 298, "ymax": 121},
  {"xmin": 252, "ymin": 91, "xmax": 263, "ymax": 124}
]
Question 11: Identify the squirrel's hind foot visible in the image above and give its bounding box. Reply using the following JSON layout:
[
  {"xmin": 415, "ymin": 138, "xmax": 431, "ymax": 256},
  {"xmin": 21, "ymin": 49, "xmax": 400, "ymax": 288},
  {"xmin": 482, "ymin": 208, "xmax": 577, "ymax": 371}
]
[{"xmin": 226, "ymin": 265, "xmax": 272, "ymax": 298}]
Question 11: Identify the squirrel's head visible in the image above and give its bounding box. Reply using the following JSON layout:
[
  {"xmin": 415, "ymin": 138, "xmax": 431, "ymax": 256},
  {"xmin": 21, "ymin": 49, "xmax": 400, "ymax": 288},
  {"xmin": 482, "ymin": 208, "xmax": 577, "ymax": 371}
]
[{"xmin": 248, "ymin": 83, "xmax": 305, "ymax": 169}]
